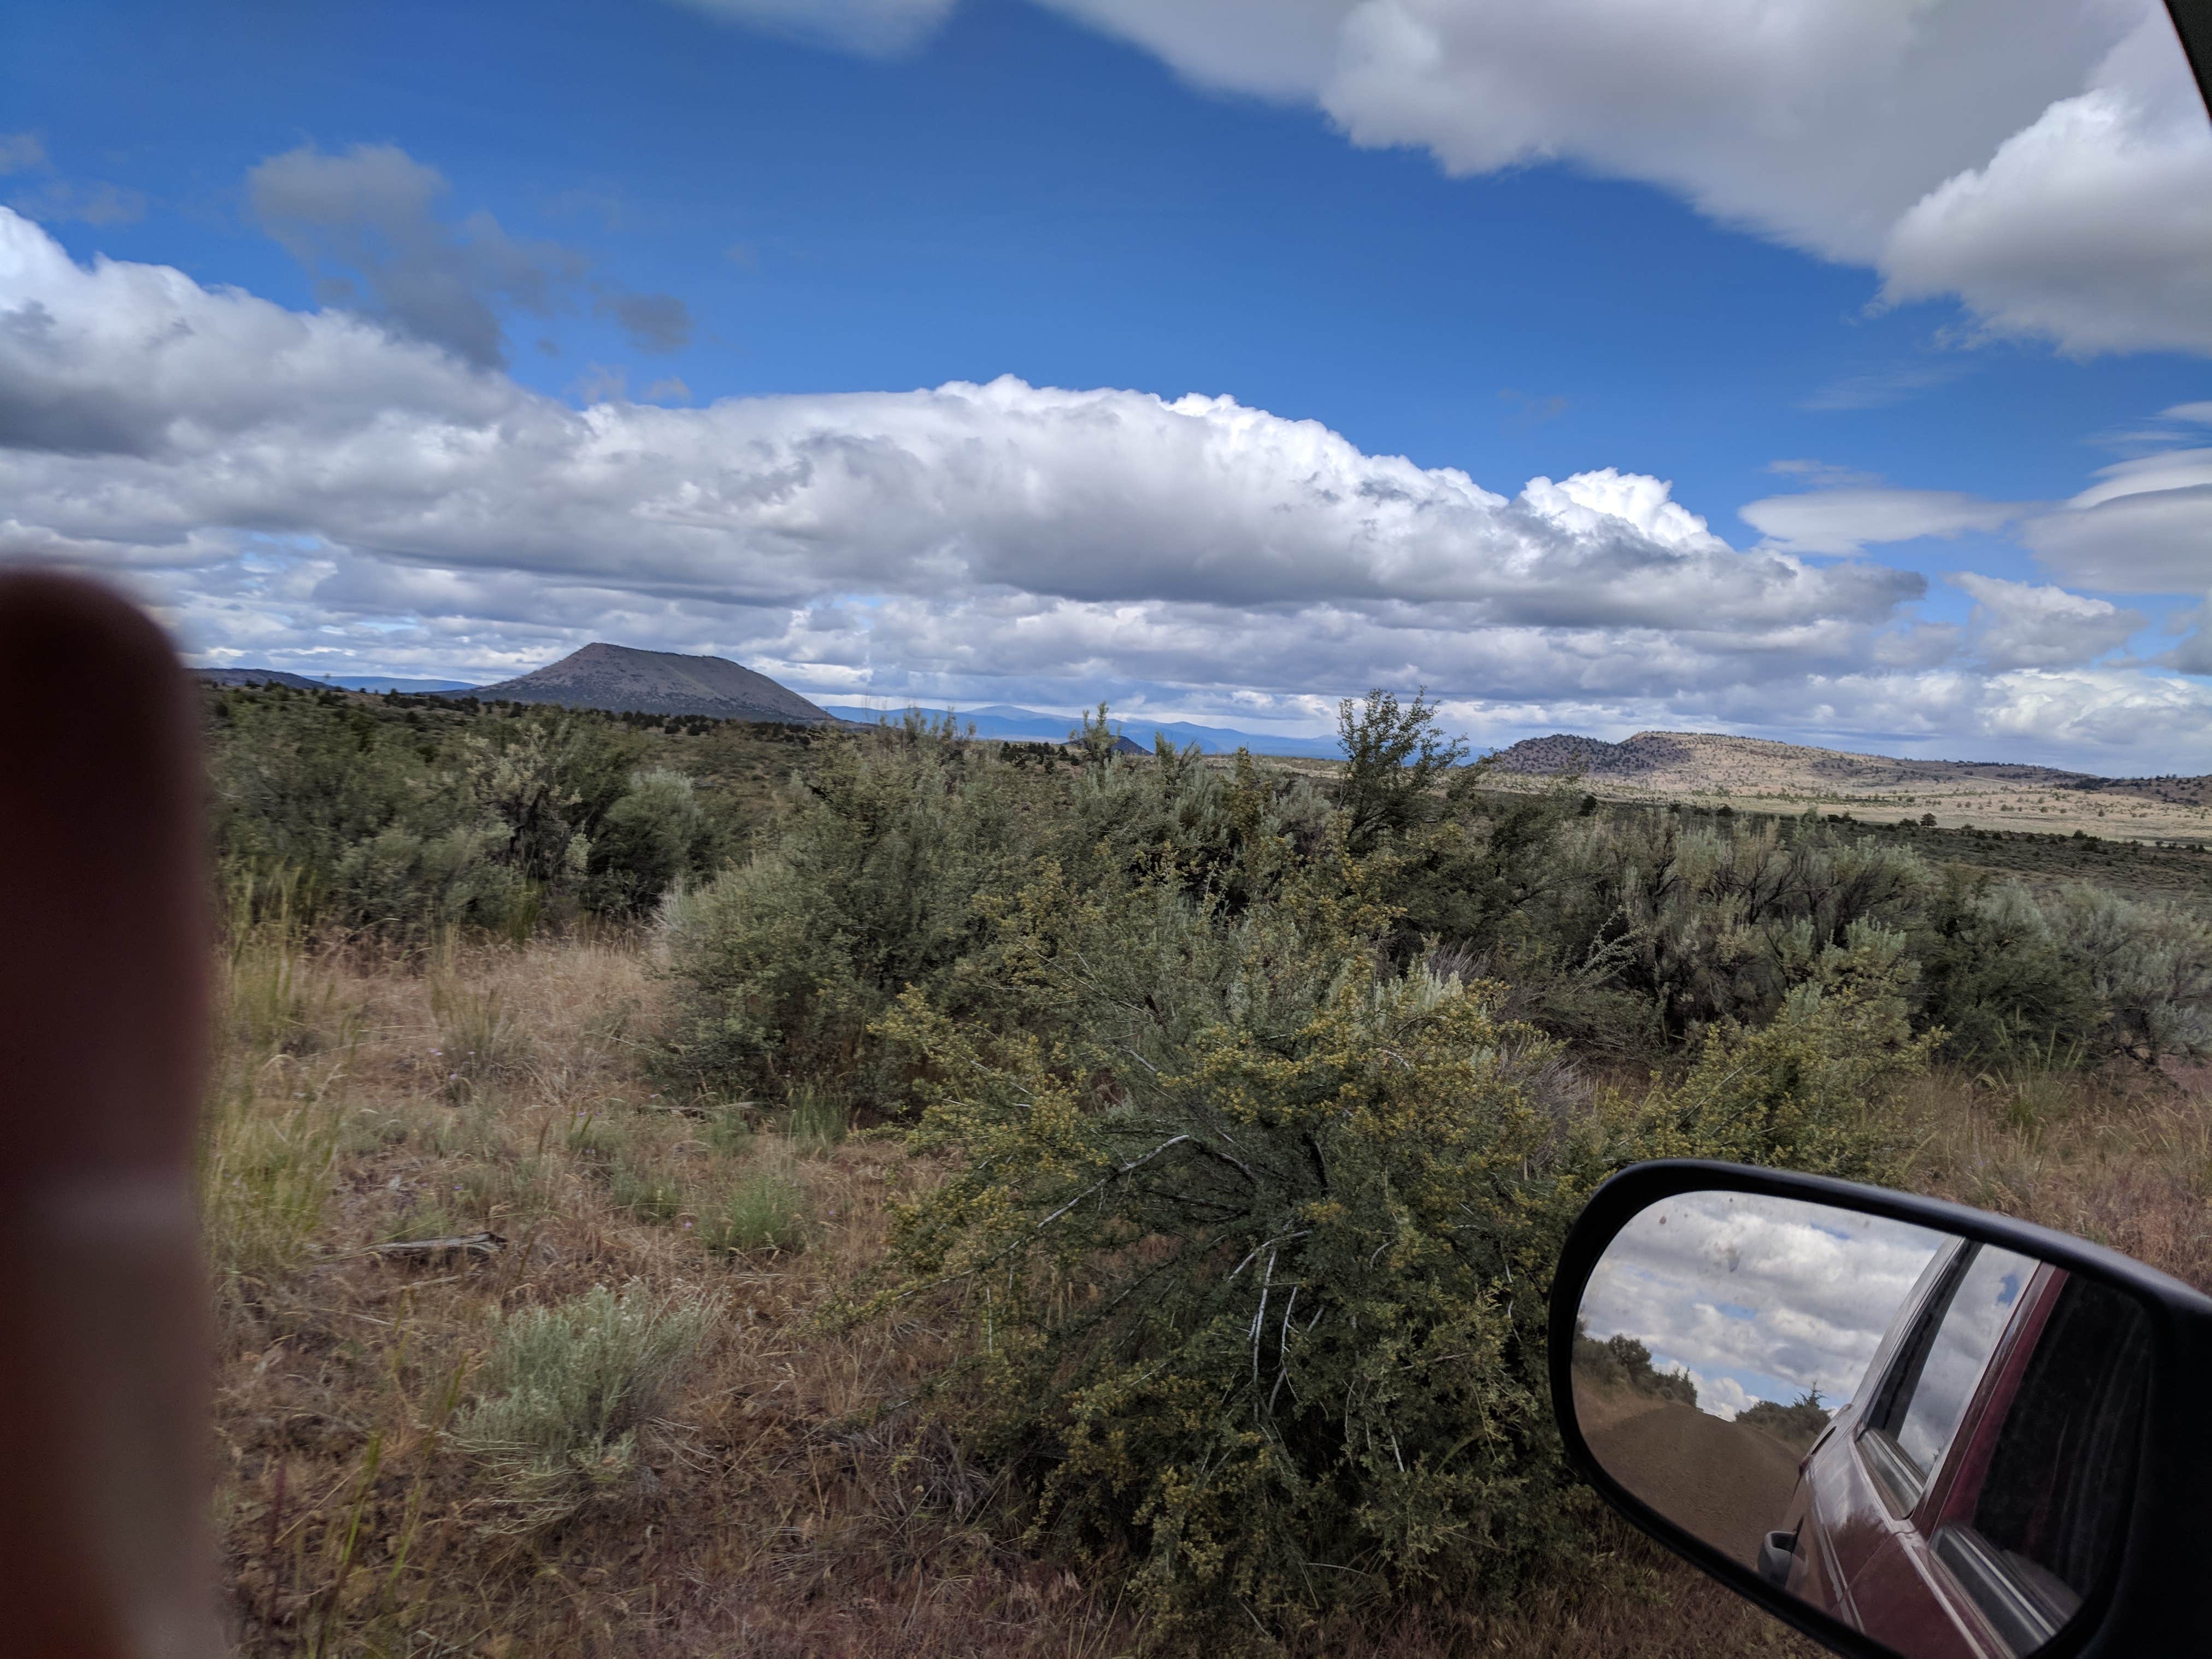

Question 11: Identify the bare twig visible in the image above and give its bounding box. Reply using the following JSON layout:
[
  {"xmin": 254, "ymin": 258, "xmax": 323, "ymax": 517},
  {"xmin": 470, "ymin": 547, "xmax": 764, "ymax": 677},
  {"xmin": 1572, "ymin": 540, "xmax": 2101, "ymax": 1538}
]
[{"xmin": 363, "ymin": 1231, "xmax": 507, "ymax": 1262}]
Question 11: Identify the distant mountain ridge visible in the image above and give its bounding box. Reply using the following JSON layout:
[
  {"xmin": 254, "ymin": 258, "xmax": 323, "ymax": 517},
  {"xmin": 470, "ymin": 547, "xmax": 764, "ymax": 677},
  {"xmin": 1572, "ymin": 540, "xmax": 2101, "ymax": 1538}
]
[
  {"xmin": 474, "ymin": 643, "xmax": 831, "ymax": 723},
  {"xmin": 193, "ymin": 658, "xmax": 1326, "ymax": 750},
  {"xmin": 198, "ymin": 667, "xmax": 327, "ymax": 690},
  {"xmin": 197, "ymin": 660, "xmax": 2208, "ymax": 813},
  {"xmin": 821, "ymin": 703, "xmax": 1343, "ymax": 758},
  {"xmin": 330, "ymin": 676, "xmax": 480, "ymax": 693},
  {"xmin": 196, "ymin": 668, "xmax": 479, "ymax": 692}
]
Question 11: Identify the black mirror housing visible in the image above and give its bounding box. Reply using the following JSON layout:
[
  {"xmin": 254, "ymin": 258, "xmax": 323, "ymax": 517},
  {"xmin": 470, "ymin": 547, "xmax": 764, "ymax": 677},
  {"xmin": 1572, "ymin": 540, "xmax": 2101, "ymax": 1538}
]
[{"xmin": 1549, "ymin": 1160, "xmax": 2212, "ymax": 1658}]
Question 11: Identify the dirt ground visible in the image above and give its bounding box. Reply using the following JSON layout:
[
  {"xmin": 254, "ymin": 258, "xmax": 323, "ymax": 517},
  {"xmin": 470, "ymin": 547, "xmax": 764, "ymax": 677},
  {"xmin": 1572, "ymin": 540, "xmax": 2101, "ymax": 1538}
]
[{"xmin": 1578, "ymin": 1387, "xmax": 1803, "ymax": 1572}]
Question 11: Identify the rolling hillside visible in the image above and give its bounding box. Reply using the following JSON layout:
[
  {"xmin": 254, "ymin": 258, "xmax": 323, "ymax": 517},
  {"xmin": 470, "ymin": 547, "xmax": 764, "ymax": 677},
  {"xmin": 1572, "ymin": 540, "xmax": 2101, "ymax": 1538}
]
[{"xmin": 1488, "ymin": 730, "xmax": 2212, "ymax": 846}]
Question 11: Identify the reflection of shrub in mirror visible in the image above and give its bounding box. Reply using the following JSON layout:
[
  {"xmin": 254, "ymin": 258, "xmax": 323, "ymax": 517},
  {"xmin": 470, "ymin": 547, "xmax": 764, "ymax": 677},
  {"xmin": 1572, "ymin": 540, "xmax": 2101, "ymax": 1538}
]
[
  {"xmin": 1734, "ymin": 1390, "xmax": 1831, "ymax": 1455},
  {"xmin": 1571, "ymin": 1320, "xmax": 1698, "ymax": 1408}
]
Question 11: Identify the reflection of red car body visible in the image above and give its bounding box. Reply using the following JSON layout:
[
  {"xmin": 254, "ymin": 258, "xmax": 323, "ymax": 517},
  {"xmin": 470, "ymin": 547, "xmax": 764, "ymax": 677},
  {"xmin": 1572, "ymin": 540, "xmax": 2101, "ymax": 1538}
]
[{"xmin": 1757, "ymin": 1240, "xmax": 2147, "ymax": 1658}]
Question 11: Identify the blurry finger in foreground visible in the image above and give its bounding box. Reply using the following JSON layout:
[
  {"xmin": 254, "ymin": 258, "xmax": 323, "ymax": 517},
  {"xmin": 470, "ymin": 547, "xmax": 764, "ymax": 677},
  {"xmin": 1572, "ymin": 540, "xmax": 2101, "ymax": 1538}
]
[{"xmin": 0, "ymin": 573, "xmax": 216, "ymax": 1657}]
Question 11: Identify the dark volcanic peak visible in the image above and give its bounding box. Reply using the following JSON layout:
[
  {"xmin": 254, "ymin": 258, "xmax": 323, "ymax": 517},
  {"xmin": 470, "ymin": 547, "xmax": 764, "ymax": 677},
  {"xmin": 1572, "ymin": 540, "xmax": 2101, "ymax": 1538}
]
[{"xmin": 473, "ymin": 643, "xmax": 831, "ymax": 723}]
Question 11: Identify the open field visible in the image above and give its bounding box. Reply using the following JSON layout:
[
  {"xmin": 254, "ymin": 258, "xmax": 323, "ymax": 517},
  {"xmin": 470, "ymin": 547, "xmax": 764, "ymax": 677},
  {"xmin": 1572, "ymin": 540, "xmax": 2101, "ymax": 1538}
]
[
  {"xmin": 337, "ymin": 689, "xmax": 2212, "ymax": 879},
  {"xmin": 1244, "ymin": 769, "xmax": 2212, "ymax": 910},
  {"xmin": 195, "ymin": 687, "xmax": 2212, "ymax": 1654},
  {"xmin": 1541, "ymin": 798, "xmax": 2212, "ymax": 909},
  {"xmin": 204, "ymin": 923, "xmax": 2212, "ymax": 1657}
]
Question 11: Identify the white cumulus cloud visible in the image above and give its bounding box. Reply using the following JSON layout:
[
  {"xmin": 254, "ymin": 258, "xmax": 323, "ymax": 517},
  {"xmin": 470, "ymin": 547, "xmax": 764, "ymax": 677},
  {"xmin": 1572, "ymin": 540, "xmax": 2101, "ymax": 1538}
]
[
  {"xmin": 692, "ymin": 0, "xmax": 2212, "ymax": 361},
  {"xmin": 0, "ymin": 205, "xmax": 1909, "ymax": 653},
  {"xmin": 1136, "ymin": 0, "xmax": 2209, "ymax": 357},
  {"xmin": 1881, "ymin": 9, "xmax": 2212, "ymax": 355}
]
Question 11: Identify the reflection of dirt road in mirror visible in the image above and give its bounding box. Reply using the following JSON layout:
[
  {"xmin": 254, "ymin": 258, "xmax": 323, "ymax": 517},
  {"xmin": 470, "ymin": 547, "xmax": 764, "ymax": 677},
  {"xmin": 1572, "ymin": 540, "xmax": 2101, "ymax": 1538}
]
[{"xmin": 1578, "ymin": 1384, "xmax": 1803, "ymax": 1569}]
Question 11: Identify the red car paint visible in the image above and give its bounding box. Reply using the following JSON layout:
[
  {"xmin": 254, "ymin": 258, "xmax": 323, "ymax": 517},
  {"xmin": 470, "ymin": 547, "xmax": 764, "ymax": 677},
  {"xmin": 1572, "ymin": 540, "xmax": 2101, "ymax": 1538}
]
[{"xmin": 1762, "ymin": 1242, "xmax": 2145, "ymax": 1659}]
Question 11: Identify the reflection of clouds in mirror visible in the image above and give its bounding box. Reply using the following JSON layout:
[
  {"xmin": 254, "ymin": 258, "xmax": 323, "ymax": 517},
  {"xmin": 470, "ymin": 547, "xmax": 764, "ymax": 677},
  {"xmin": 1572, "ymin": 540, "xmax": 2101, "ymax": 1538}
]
[{"xmin": 1580, "ymin": 1192, "xmax": 1948, "ymax": 1421}]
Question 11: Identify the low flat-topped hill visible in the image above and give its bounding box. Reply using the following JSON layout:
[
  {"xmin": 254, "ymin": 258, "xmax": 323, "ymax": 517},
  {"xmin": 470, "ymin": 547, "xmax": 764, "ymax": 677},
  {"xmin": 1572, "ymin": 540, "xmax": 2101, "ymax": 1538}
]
[
  {"xmin": 1492, "ymin": 730, "xmax": 2103, "ymax": 793},
  {"xmin": 1488, "ymin": 729, "xmax": 2212, "ymax": 845}
]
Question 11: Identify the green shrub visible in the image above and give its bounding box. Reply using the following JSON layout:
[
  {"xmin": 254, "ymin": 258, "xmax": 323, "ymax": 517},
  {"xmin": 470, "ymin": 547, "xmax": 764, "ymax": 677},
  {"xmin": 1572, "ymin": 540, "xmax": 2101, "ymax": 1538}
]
[
  {"xmin": 1525, "ymin": 811, "xmax": 1933, "ymax": 1042},
  {"xmin": 450, "ymin": 1281, "xmax": 719, "ymax": 1531},
  {"xmin": 861, "ymin": 845, "xmax": 1926, "ymax": 1633},
  {"xmin": 1915, "ymin": 873, "xmax": 2212, "ymax": 1068},
  {"xmin": 659, "ymin": 713, "xmax": 1336, "ymax": 1110},
  {"xmin": 1915, "ymin": 873, "xmax": 2101, "ymax": 1066},
  {"xmin": 1626, "ymin": 920, "xmax": 1926, "ymax": 1184},
  {"xmin": 704, "ymin": 1158, "xmax": 809, "ymax": 1256},
  {"xmin": 583, "ymin": 767, "xmax": 718, "ymax": 915},
  {"xmin": 1736, "ymin": 1391, "xmax": 1832, "ymax": 1452},
  {"xmin": 659, "ymin": 715, "xmax": 1035, "ymax": 1104},
  {"xmin": 1332, "ymin": 686, "xmax": 1466, "ymax": 855},
  {"xmin": 2043, "ymin": 884, "xmax": 2212, "ymax": 1065},
  {"xmin": 873, "ymin": 947, "xmax": 1593, "ymax": 1631},
  {"xmin": 205, "ymin": 687, "xmax": 718, "ymax": 940}
]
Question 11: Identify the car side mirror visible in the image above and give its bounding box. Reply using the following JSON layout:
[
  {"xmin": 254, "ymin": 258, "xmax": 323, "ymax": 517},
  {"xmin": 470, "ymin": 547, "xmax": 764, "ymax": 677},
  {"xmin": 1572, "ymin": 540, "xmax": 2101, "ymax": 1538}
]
[{"xmin": 1549, "ymin": 1160, "xmax": 2212, "ymax": 1659}]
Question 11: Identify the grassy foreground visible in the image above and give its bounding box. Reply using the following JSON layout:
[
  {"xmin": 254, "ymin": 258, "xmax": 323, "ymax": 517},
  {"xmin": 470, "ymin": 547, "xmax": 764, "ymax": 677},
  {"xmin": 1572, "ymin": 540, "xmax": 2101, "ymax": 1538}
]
[{"xmin": 204, "ymin": 923, "xmax": 2210, "ymax": 1657}]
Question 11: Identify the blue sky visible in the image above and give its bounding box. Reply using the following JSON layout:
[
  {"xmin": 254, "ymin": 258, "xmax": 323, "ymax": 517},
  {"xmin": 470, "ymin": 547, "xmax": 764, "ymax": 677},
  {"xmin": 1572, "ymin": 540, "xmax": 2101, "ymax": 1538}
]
[{"xmin": 6, "ymin": 0, "xmax": 2212, "ymax": 768}]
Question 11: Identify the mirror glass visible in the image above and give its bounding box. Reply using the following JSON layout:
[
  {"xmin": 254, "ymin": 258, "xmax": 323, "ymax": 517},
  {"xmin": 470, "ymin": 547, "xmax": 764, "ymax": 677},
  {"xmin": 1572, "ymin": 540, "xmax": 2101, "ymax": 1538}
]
[{"xmin": 1572, "ymin": 1190, "xmax": 2150, "ymax": 1659}]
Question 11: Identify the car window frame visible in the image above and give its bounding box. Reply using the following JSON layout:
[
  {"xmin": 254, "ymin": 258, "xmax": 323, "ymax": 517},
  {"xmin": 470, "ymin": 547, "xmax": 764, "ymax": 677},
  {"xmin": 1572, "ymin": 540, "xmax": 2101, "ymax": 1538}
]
[
  {"xmin": 1922, "ymin": 1264, "xmax": 2152, "ymax": 1653},
  {"xmin": 1855, "ymin": 1239, "xmax": 1972, "ymax": 1515},
  {"xmin": 1856, "ymin": 1244, "xmax": 2040, "ymax": 1520}
]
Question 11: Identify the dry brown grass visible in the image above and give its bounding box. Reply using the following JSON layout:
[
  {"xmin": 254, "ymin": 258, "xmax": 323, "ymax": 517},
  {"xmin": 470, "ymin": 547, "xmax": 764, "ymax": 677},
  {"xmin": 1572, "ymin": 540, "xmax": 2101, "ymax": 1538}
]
[
  {"xmin": 1908, "ymin": 1061, "xmax": 2212, "ymax": 1289},
  {"xmin": 208, "ymin": 929, "xmax": 1144, "ymax": 1657},
  {"xmin": 203, "ymin": 928, "xmax": 2211, "ymax": 1657}
]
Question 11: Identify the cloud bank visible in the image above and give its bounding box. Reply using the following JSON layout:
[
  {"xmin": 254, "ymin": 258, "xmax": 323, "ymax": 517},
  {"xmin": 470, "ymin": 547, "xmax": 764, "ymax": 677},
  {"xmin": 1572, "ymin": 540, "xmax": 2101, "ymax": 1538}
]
[{"xmin": 2, "ymin": 205, "xmax": 2208, "ymax": 765}]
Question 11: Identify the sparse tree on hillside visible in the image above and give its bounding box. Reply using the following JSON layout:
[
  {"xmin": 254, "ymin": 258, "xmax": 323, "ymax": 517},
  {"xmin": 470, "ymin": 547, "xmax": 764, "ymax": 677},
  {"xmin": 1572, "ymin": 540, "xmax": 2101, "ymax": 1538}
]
[
  {"xmin": 1074, "ymin": 701, "xmax": 1122, "ymax": 768},
  {"xmin": 1336, "ymin": 686, "xmax": 1468, "ymax": 854}
]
